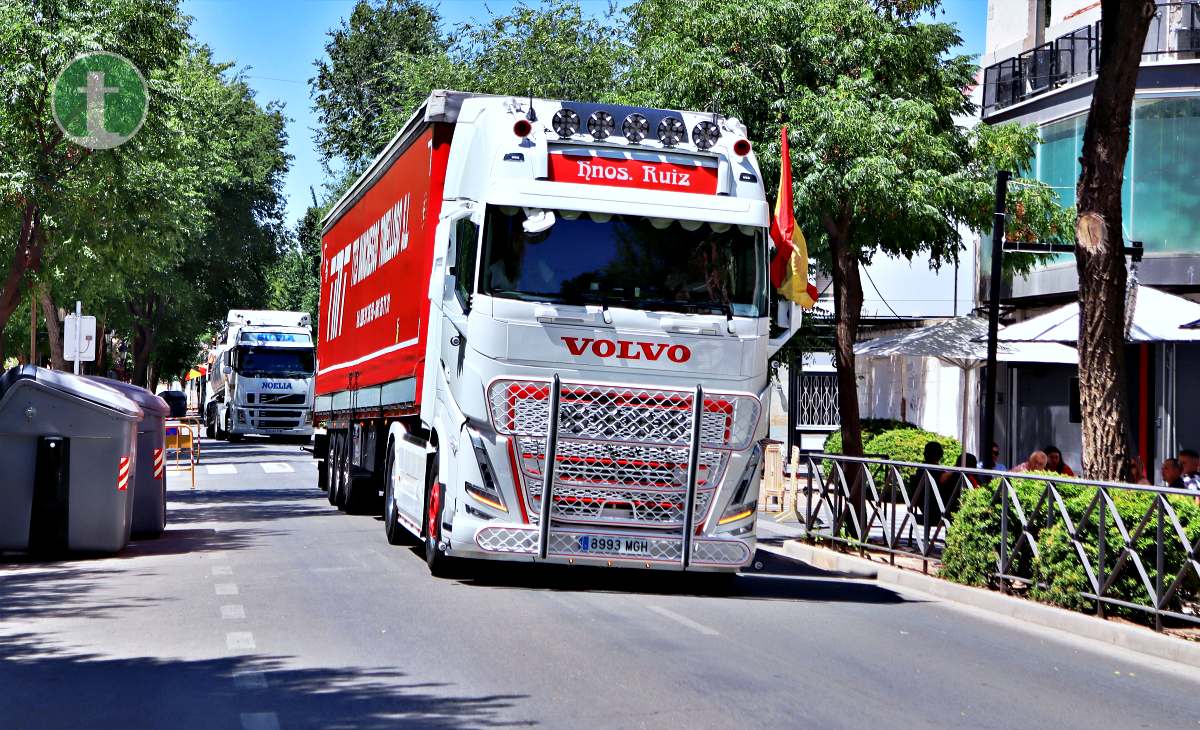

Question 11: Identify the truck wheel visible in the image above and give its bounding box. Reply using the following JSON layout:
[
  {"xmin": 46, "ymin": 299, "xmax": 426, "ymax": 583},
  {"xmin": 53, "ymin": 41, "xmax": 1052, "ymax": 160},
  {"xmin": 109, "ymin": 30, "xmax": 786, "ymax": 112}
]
[
  {"xmin": 327, "ymin": 433, "xmax": 343, "ymax": 506},
  {"xmin": 225, "ymin": 411, "xmax": 243, "ymax": 443},
  {"xmin": 335, "ymin": 435, "xmax": 352, "ymax": 511},
  {"xmin": 383, "ymin": 440, "xmax": 411, "ymax": 545},
  {"xmin": 424, "ymin": 462, "xmax": 453, "ymax": 577}
]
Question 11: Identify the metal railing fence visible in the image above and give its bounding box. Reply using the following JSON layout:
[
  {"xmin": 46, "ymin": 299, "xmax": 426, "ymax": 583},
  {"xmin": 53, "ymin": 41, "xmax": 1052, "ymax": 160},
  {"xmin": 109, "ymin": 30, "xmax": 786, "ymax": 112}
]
[
  {"xmin": 797, "ymin": 452, "xmax": 1200, "ymax": 632},
  {"xmin": 982, "ymin": 2, "xmax": 1200, "ymax": 117}
]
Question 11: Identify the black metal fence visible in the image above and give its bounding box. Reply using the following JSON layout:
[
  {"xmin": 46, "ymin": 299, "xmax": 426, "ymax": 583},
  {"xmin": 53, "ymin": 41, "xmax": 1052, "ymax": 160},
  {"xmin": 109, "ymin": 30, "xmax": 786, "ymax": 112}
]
[
  {"xmin": 798, "ymin": 452, "xmax": 1200, "ymax": 632},
  {"xmin": 982, "ymin": 3, "xmax": 1200, "ymax": 117}
]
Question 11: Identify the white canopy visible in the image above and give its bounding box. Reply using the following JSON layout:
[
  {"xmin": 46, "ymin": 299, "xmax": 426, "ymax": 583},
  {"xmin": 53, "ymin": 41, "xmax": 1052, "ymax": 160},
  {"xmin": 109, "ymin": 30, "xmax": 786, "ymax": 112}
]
[
  {"xmin": 997, "ymin": 285, "xmax": 1200, "ymax": 344},
  {"xmin": 854, "ymin": 316, "xmax": 1078, "ymax": 366}
]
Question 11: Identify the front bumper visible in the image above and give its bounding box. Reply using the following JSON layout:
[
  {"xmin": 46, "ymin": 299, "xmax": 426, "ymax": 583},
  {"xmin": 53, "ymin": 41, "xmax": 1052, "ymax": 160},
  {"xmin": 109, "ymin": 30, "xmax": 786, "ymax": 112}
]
[{"xmin": 449, "ymin": 515, "xmax": 754, "ymax": 572}]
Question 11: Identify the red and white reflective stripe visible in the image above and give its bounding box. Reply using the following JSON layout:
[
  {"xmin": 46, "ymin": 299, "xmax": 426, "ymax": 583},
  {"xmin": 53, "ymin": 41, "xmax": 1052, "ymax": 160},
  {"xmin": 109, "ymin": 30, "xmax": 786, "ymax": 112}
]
[
  {"xmin": 117, "ymin": 456, "xmax": 131, "ymax": 491},
  {"xmin": 153, "ymin": 448, "xmax": 165, "ymax": 478}
]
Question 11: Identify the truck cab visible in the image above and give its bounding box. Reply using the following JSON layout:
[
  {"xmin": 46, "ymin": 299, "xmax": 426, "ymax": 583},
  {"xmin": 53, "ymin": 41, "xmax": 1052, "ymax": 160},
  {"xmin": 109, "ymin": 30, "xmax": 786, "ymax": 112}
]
[{"xmin": 206, "ymin": 310, "xmax": 316, "ymax": 442}]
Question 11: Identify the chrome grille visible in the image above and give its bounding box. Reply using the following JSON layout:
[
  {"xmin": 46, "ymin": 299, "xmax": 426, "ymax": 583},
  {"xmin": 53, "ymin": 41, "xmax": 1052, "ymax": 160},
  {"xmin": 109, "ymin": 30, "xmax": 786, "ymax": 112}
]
[{"xmin": 473, "ymin": 526, "xmax": 750, "ymax": 566}]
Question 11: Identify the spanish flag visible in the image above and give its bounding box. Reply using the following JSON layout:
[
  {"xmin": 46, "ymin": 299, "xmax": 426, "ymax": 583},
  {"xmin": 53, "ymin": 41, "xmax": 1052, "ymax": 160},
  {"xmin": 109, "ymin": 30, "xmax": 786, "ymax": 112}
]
[{"xmin": 769, "ymin": 126, "xmax": 819, "ymax": 308}]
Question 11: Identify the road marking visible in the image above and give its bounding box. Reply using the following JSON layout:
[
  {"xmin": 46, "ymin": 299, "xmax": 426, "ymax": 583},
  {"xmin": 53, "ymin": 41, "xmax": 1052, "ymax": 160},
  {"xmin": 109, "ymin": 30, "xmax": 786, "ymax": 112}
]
[
  {"xmin": 647, "ymin": 605, "xmax": 720, "ymax": 636},
  {"xmin": 207, "ymin": 464, "xmax": 237, "ymax": 475},
  {"xmin": 234, "ymin": 672, "xmax": 268, "ymax": 689},
  {"xmin": 220, "ymin": 604, "xmax": 246, "ymax": 620},
  {"xmin": 226, "ymin": 631, "xmax": 256, "ymax": 651},
  {"xmin": 261, "ymin": 462, "xmax": 295, "ymax": 474},
  {"xmin": 215, "ymin": 583, "xmax": 239, "ymax": 596},
  {"xmin": 240, "ymin": 712, "xmax": 279, "ymax": 730},
  {"xmin": 212, "ymin": 565, "xmax": 233, "ymax": 576}
]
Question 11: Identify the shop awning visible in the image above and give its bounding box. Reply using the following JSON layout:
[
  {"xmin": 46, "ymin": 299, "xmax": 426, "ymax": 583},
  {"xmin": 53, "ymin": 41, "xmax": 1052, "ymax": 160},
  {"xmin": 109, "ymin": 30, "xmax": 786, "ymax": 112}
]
[
  {"xmin": 855, "ymin": 316, "xmax": 1078, "ymax": 366},
  {"xmin": 997, "ymin": 285, "xmax": 1200, "ymax": 344}
]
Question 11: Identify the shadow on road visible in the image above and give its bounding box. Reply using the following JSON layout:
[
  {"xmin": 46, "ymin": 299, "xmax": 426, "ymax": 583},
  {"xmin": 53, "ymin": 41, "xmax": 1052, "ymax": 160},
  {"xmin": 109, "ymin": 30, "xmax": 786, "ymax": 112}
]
[
  {"xmin": 432, "ymin": 547, "xmax": 912, "ymax": 606},
  {"xmin": 0, "ymin": 632, "xmax": 531, "ymax": 729},
  {"xmin": 167, "ymin": 488, "xmax": 331, "ymax": 525}
]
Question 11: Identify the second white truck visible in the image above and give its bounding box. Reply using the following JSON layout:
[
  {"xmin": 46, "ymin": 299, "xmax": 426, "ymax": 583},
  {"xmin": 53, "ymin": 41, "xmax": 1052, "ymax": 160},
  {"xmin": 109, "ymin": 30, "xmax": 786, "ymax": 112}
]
[{"xmin": 205, "ymin": 310, "xmax": 315, "ymax": 442}]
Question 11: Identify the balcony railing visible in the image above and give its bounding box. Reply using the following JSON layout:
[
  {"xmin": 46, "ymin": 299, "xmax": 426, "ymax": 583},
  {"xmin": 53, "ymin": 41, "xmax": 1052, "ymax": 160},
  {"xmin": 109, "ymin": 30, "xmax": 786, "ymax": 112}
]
[{"xmin": 982, "ymin": 2, "xmax": 1200, "ymax": 117}]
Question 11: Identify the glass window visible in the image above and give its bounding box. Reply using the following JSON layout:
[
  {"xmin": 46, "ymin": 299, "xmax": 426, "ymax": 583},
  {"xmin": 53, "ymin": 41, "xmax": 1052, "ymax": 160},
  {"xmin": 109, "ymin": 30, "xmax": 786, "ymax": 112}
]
[
  {"xmin": 453, "ymin": 217, "xmax": 479, "ymax": 310},
  {"xmin": 235, "ymin": 346, "xmax": 315, "ymax": 378},
  {"xmin": 479, "ymin": 207, "xmax": 768, "ymax": 317},
  {"xmin": 1129, "ymin": 97, "xmax": 1200, "ymax": 253}
]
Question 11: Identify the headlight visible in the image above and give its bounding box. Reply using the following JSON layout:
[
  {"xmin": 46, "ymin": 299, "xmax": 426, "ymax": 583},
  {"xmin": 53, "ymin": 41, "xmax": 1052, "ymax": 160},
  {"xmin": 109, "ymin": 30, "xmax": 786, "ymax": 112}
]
[
  {"xmin": 622, "ymin": 113, "xmax": 648, "ymax": 143},
  {"xmin": 552, "ymin": 108, "xmax": 580, "ymax": 138},
  {"xmin": 692, "ymin": 120, "xmax": 720, "ymax": 150},
  {"xmin": 657, "ymin": 116, "xmax": 685, "ymax": 147},
  {"xmin": 586, "ymin": 110, "xmax": 614, "ymax": 140}
]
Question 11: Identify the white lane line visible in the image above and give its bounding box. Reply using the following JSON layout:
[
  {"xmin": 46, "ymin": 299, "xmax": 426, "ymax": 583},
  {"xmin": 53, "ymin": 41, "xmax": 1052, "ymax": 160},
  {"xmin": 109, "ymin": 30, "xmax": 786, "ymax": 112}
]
[
  {"xmin": 261, "ymin": 462, "xmax": 295, "ymax": 474},
  {"xmin": 220, "ymin": 604, "xmax": 246, "ymax": 620},
  {"xmin": 207, "ymin": 464, "xmax": 237, "ymax": 475},
  {"xmin": 647, "ymin": 605, "xmax": 720, "ymax": 636},
  {"xmin": 240, "ymin": 712, "xmax": 279, "ymax": 730},
  {"xmin": 215, "ymin": 583, "xmax": 239, "ymax": 596},
  {"xmin": 226, "ymin": 631, "xmax": 256, "ymax": 651},
  {"xmin": 212, "ymin": 565, "xmax": 233, "ymax": 576},
  {"xmin": 234, "ymin": 672, "xmax": 268, "ymax": 689}
]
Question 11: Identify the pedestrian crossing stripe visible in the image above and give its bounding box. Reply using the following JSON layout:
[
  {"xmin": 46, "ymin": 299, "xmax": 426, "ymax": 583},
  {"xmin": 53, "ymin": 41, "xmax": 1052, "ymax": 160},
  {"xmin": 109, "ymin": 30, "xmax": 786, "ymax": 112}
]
[
  {"xmin": 261, "ymin": 462, "xmax": 295, "ymax": 474},
  {"xmin": 117, "ymin": 456, "xmax": 131, "ymax": 491},
  {"xmin": 206, "ymin": 464, "xmax": 238, "ymax": 475}
]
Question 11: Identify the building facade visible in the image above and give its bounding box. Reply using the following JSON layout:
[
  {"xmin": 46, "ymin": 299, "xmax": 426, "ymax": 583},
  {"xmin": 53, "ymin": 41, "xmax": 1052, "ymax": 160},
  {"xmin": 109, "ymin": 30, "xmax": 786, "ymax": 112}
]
[{"xmin": 979, "ymin": 0, "xmax": 1200, "ymax": 474}]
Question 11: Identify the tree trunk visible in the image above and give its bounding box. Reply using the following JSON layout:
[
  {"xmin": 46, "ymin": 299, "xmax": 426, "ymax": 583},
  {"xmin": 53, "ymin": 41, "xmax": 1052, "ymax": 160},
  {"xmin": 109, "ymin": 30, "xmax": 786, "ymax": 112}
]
[
  {"xmin": 1074, "ymin": 0, "xmax": 1155, "ymax": 481},
  {"xmin": 827, "ymin": 219, "xmax": 865, "ymax": 457},
  {"xmin": 0, "ymin": 204, "xmax": 43, "ymax": 341},
  {"xmin": 38, "ymin": 285, "xmax": 65, "ymax": 371},
  {"xmin": 95, "ymin": 318, "xmax": 106, "ymax": 376}
]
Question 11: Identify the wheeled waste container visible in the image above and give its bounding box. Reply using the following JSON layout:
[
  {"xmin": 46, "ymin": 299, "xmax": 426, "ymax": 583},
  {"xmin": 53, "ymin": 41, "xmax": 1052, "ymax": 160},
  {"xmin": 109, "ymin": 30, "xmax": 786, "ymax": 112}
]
[
  {"xmin": 0, "ymin": 366, "xmax": 143, "ymax": 554},
  {"xmin": 89, "ymin": 377, "xmax": 170, "ymax": 537}
]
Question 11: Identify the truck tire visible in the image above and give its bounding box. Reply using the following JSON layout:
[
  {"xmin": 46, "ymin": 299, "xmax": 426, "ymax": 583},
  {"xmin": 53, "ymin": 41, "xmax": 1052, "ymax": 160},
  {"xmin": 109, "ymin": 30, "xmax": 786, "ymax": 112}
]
[
  {"xmin": 225, "ymin": 410, "xmax": 243, "ymax": 443},
  {"xmin": 383, "ymin": 440, "xmax": 412, "ymax": 545},
  {"xmin": 327, "ymin": 432, "xmax": 343, "ymax": 507},
  {"xmin": 424, "ymin": 462, "xmax": 454, "ymax": 577}
]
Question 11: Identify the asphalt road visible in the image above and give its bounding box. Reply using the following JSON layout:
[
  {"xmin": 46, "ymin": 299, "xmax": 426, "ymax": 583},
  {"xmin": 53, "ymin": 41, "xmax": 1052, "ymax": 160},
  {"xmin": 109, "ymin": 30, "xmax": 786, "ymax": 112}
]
[{"xmin": 2, "ymin": 439, "xmax": 1199, "ymax": 729}]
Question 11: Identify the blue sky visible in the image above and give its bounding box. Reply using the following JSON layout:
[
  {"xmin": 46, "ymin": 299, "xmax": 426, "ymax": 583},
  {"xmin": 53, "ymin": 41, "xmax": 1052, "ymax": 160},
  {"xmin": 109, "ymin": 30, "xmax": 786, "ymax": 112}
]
[{"xmin": 182, "ymin": 0, "xmax": 990, "ymax": 229}]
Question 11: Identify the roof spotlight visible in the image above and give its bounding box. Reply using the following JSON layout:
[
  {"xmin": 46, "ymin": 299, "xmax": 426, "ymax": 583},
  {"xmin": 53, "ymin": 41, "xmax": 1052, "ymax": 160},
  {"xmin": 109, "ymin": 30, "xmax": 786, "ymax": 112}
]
[
  {"xmin": 733, "ymin": 138, "xmax": 752, "ymax": 156},
  {"xmin": 692, "ymin": 120, "xmax": 721, "ymax": 150},
  {"xmin": 657, "ymin": 116, "xmax": 685, "ymax": 147},
  {"xmin": 513, "ymin": 118, "xmax": 532, "ymax": 138},
  {"xmin": 552, "ymin": 108, "xmax": 580, "ymax": 138},
  {"xmin": 587, "ymin": 110, "xmax": 615, "ymax": 140},
  {"xmin": 622, "ymin": 113, "xmax": 649, "ymax": 144}
]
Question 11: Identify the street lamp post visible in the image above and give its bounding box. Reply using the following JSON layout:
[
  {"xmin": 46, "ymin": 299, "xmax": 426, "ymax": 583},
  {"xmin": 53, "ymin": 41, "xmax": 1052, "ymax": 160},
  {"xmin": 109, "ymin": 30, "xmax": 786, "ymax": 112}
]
[{"xmin": 982, "ymin": 171, "xmax": 1010, "ymax": 469}]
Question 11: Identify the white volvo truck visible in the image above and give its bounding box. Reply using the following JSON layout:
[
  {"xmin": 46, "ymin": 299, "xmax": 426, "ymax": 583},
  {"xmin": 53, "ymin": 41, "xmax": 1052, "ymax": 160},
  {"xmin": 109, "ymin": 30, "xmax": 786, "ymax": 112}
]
[
  {"xmin": 313, "ymin": 90, "xmax": 800, "ymax": 576},
  {"xmin": 206, "ymin": 310, "xmax": 316, "ymax": 442}
]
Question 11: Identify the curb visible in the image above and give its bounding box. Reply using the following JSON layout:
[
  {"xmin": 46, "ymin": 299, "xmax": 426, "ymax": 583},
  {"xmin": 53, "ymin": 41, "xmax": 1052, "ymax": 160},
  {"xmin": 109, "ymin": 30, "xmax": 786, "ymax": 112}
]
[{"xmin": 778, "ymin": 540, "xmax": 1200, "ymax": 669}]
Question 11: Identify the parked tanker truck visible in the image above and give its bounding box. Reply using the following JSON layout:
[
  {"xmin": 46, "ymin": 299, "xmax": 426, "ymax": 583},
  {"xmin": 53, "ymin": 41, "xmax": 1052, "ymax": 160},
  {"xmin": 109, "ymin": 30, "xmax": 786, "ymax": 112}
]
[
  {"xmin": 205, "ymin": 310, "xmax": 315, "ymax": 442},
  {"xmin": 312, "ymin": 90, "xmax": 800, "ymax": 575}
]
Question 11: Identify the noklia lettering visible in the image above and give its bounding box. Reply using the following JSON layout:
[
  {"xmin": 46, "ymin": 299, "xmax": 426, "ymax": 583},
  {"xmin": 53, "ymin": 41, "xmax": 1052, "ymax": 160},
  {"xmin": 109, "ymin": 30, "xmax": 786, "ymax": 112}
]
[{"xmin": 561, "ymin": 337, "xmax": 691, "ymax": 363}]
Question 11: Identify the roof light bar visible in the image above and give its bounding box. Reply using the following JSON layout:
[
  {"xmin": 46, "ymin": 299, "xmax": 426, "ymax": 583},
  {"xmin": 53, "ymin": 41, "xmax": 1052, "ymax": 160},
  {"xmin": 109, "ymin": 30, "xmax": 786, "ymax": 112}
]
[
  {"xmin": 657, "ymin": 116, "xmax": 685, "ymax": 147},
  {"xmin": 552, "ymin": 108, "xmax": 580, "ymax": 138},
  {"xmin": 587, "ymin": 110, "xmax": 615, "ymax": 140}
]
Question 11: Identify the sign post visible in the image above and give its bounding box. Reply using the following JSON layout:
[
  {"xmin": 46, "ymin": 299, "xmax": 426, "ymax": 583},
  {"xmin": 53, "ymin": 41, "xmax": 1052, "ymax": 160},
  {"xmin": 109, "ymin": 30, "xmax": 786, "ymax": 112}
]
[{"xmin": 64, "ymin": 302, "xmax": 97, "ymax": 374}]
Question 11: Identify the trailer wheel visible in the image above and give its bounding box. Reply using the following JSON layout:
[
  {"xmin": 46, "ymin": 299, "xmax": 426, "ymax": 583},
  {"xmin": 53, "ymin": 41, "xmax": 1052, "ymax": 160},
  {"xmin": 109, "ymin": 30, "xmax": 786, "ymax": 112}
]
[
  {"xmin": 327, "ymin": 432, "xmax": 343, "ymax": 506},
  {"xmin": 424, "ymin": 461, "xmax": 453, "ymax": 577},
  {"xmin": 383, "ymin": 439, "xmax": 412, "ymax": 545},
  {"xmin": 335, "ymin": 434, "xmax": 351, "ymax": 511}
]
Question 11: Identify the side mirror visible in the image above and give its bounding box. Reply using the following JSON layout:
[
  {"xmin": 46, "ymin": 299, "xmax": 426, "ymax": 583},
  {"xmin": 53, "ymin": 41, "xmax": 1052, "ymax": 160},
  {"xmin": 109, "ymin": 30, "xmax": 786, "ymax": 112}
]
[{"xmin": 522, "ymin": 208, "xmax": 556, "ymax": 234}]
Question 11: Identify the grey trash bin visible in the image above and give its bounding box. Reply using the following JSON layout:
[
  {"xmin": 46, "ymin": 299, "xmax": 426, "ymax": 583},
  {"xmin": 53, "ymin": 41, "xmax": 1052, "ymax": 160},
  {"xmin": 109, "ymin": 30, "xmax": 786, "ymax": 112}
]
[
  {"xmin": 88, "ymin": 377, "xmax": 169, "ymax": 538},
  {"xmin": 0, "ymin": 366, "xmax": 143, "ymax": 554}
]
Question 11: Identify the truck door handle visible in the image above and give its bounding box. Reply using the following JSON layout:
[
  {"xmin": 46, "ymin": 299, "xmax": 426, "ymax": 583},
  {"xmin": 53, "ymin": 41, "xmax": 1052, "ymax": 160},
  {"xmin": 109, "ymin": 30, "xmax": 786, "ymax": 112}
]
[{"xmin": 662, "ymin": 320, "xmax": 721, "ymax": 336}]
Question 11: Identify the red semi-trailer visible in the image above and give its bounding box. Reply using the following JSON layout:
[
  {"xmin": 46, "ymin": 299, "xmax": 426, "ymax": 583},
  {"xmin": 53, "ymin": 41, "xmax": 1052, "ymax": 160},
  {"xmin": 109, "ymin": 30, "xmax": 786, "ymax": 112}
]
[{"xmin": 313, "ymin": 90, "xmax": 801, "ymax": 576}]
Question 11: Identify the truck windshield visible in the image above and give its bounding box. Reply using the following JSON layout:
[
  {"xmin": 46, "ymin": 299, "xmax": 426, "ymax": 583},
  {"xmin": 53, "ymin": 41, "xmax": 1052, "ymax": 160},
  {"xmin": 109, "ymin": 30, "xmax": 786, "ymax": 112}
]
[
  {"xmin": 479, "ymin": 206, "xmax": 768, "ymax": 317},
  {"xmin": 236, "ymin": 346, "xmax": 315, "ymax": 378}
]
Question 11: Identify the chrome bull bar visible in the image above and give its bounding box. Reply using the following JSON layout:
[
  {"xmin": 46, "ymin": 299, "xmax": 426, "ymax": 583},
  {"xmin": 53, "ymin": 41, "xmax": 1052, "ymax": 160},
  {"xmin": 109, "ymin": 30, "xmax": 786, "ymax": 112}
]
[{"xmin": 533, "ymin": 374, "xmax": 708, "ymax": 569}]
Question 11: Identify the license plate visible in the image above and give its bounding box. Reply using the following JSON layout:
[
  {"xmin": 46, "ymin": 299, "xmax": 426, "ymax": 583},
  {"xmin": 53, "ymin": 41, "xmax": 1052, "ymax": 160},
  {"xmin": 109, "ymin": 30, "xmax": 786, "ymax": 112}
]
[{"xmin": 577, "ymin": 535, "xmax": 652, "ymax": 557}]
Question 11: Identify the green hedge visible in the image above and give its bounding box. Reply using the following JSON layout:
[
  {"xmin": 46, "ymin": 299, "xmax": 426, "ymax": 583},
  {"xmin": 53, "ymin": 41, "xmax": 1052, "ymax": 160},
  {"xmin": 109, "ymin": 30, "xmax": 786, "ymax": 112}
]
[
  {"xmin": 822, "ymin": 418, "xmax": 916, "ymax": 456},
  {"xmin": 941, "ymin": 473, "xmax": 1200, "ymax": 624}
]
